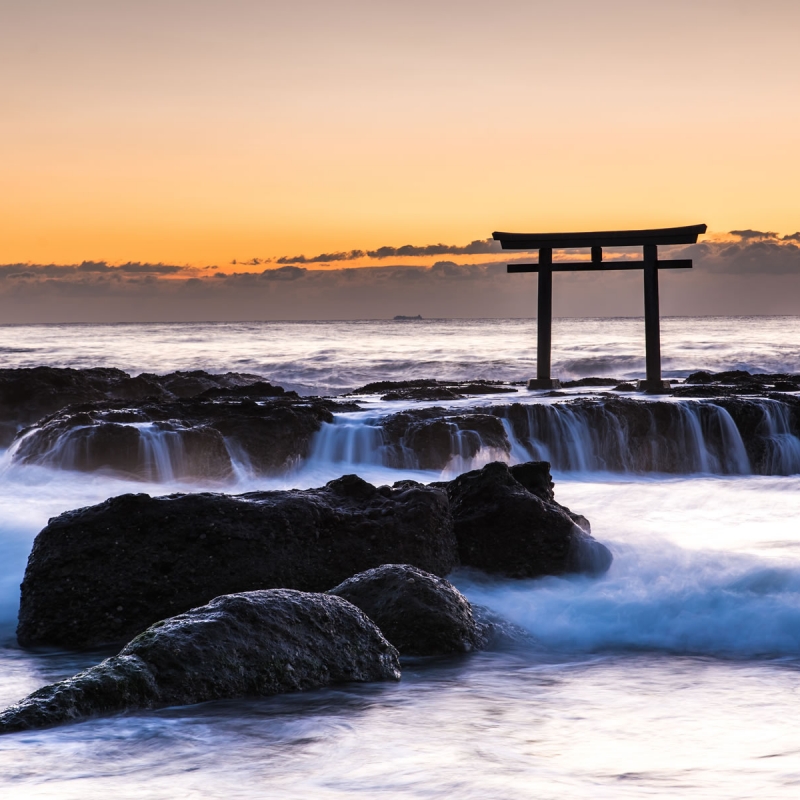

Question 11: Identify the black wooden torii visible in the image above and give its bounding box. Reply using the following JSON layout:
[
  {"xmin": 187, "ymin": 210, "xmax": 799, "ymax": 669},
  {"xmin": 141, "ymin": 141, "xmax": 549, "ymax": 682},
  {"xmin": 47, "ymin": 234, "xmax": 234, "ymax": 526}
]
[{"xmin": 493, "ymin": 224, "xmax": 707, "ymax": 393}]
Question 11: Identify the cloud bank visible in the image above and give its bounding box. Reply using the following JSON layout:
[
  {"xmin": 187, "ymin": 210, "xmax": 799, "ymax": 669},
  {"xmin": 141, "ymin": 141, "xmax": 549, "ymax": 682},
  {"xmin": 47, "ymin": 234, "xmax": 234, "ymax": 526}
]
[{"xmin": 1, "ymin": 232, "xmax": 798, "ymax": 323}]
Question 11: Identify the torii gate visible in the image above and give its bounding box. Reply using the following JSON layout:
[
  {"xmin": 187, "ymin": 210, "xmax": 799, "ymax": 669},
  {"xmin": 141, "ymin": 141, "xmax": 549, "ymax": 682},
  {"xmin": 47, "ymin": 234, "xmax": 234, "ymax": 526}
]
[{"xmin": 493, "ymin": 224, "xmax": 707, "ymax": 393}]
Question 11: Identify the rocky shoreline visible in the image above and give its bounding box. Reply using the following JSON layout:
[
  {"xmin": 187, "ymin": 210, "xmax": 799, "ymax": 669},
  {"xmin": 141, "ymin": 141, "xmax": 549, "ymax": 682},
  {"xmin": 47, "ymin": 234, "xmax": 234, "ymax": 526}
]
[
  {"xmin": 0, "ymin": 364, "xmax": 798, "ymax": 732},
  {"xmin": 2, "ymin": 367, "xmax": 798, "ymax": 479},
  {"xmin": 3, "ymin": 459, "xmax": 609, "ymax": 732}
]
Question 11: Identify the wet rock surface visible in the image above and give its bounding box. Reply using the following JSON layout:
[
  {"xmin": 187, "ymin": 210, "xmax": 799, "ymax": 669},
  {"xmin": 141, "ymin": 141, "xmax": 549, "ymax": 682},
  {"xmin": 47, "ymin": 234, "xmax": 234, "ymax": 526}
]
[
  {"xmin": 10, "ymin": 396, "xmax": 350, "ymax": 479},
  {"xmin": 446, "ymin": 461, "xmax": 612, "ymax": 578},
  {"xmin": 1, "ymin": 590, "xmax": 400, "ymax": 733},
  {"xmin": 0, "ymin": 367, "xmax": 278, "ymax": 447},
  {"xmin": 677, "ymin": 370, "xmax": 800, "ymax": 397},
  {"xmin": 350, "ymin": 379, "xmax": 515, "ymax": 402},
  {"xmin": 17, "ymin": 474, "xmax": 455, "ymax": 648},
  {"xmin": 329, "ymin": 564, "xmax": 488, "ymax": 656},
  {"xmin": 560, "ymin": 377, "xmax": 621, "ymax": 388},
  {"xmin": 381, "ymin": 408, "xmax": 510, "ymax": 470}
]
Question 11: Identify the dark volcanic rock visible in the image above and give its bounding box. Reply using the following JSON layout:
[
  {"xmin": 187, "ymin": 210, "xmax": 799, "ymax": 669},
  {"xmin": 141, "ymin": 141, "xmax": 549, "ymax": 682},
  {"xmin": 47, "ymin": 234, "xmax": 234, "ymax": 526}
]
[
  {"xmin": 352, "ymin": 379, "xmax": 441, "ymax": 395},
  {"xmin": 329, "ymin": 564, "xmax": 487, "ymax": 656},
  {"xmin": 12, "ymin": 397, "xmax": 336, "ymax": 479},
  {"xmin": 0, "ymin": 590, "xmax": 400, "ymax": 733},
  {"xmin": 352, "ymin": 379, "xmax": 515, "ymax": 402},
  {"xmin": 107, "ymin": 374, "xmax": 174, "ymax": 401},
  {"xmin": 382, "ymin": 387, "xmax": 465, "ymax": 401},
  {"xmin": 561, "ymin": 377, "xmax": 621, "ymax": 388},
  {"xmin": 17, "ymin": 475, "xmax": 455, "ymax": 648},
  {"xmin": 381, "ymin": 409, "xmax": 510, "ymax": 470},
  {"xmin": 0, "ymin": 367, "xmax": 129, "ymax": 446},
  {"xmin": 446, "ymin": 461, "xmax": 612, "ymax": 578},
  {"xmin": 201, "ymin": 381, "xmax": 298, "ymax": 400},
  {"xmin": 0, "ymin": 367, "xmax": 274, "ymax": 447}
]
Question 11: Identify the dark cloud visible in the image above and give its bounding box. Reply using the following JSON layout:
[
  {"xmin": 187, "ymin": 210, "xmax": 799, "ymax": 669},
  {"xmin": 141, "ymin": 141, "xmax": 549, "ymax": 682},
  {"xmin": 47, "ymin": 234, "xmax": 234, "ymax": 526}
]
[
  {"xmin": 276, "ymin": 250, "xmax": 365, "ymax": 265},
  {"xmin": 275, "ymin": 238, "xmax": 501, "ymax": 264},
  {"xmin": 0, "ymin": 261, "xmax": 189, "ymax": 279},
  {"xmin": 260, "ymin": 266, "xmax": 307, "ymax": 280},
  {"xmin": 117, "ymin": 262, "xmax": 185, "ymax": 274},
  {"xmin": 729, "ymin": 229, "xmax": 778, "ymax": 241},
  {"xmin": 678, "ymin": 235, "xmax": 800, "ymax": 275},
  {"xmin": 231, "ymin": 257, "xmax": 273, "ymax": 266},
  {"xmin": 430, "ymin": 260, "xmax": 489, "ymax": 279},
  {"xmin": 366, "ymin": 239, "xmax": 501, "ymax": 259}
]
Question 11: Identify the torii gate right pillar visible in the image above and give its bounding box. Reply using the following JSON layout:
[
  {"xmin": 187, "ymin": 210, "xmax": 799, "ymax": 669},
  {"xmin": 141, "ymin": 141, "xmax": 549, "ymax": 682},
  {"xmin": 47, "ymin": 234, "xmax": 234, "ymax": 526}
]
[{"xmin": 641, "ymin": 243, "xmax": 670, "ymax": 393}]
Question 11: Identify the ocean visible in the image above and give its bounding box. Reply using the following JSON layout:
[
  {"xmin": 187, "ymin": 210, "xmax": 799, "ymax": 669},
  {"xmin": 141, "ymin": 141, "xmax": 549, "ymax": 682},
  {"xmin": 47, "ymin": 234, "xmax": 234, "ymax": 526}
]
[{"xmin": 1, "ymin": 316, "xmax": 799, "ymax": 798}]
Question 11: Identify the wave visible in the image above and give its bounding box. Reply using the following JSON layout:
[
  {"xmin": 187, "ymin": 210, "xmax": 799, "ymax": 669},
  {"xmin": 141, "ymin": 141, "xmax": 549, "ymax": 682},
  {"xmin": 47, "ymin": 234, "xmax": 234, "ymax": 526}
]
[{"xmin": 457, "ymin": 541, "xmax": 800, "ymax": 658}]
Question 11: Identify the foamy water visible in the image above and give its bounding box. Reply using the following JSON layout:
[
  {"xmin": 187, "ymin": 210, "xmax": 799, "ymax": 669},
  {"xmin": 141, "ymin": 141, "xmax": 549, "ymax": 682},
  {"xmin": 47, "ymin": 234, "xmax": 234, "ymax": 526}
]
[{"xmin": 1, "ymin": 317, "xmax": 800, "ymax": 798}]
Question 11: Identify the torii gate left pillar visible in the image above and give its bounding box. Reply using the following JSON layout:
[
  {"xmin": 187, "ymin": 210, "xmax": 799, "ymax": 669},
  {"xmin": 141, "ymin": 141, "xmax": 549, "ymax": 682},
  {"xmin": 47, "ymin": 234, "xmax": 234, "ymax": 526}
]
[{"xmin": 494, "ymin": 225, "xmax": 707, "ymax": 393}]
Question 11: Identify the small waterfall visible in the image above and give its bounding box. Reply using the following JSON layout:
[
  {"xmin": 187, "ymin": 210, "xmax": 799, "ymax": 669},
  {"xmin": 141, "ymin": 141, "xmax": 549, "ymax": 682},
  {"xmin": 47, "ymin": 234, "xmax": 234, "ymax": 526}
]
[
  {"xmin": 10, "ymin": 421, "xmax": 234, "ymax": 482},
  {"xmin": 674, "ymin": 403, "xmax": 711, "ymax": 473},
  {"xmin": 308, "ymin": 417, "xmax": 392, "ymax": 467},
  {"xmin": 7, "ymin": 396, "xmax": 800, "ymax": 480},
  {"xmin": 222, "ymin": 436, "xmax": 258, "ymax": 481},
  {"xmin": 703, "ymin": 404, "xmax": 751, "ymax": 474},
  {"xmin": 308, "ymin": 415, "xmax": 510, "ymax": 475},
  {"xmin": 138, "ymin": 425, "xmax": 182, "ymax": 481},
  {"xmin": 499, "ymin": 418, "xmax": 532, "ymax": 465},
  {"xmin": 497, "ymin": 399, "xmax": 786, "ymax": 475},
  {"xmin": 441, "ymin": 426, "xmax": 511, "ymax": 478},
  {"xmin": 758, "ymin": 399, "xmax": 800, "ymax": 475}
]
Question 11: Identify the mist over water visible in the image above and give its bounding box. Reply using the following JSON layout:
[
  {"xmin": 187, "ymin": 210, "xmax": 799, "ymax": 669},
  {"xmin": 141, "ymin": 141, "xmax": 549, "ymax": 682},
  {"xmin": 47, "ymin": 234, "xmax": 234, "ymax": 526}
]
[{"xmin": 1, "ymin": 317, "xmax": 800, "ymax": 797}]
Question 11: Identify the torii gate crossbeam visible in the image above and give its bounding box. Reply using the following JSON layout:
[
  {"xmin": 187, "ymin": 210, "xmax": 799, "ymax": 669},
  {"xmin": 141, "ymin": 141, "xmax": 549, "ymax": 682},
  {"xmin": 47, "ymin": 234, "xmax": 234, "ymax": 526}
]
[{"xmin": 493, "ymin": 224, "xmax": 707, "ymax": 393}]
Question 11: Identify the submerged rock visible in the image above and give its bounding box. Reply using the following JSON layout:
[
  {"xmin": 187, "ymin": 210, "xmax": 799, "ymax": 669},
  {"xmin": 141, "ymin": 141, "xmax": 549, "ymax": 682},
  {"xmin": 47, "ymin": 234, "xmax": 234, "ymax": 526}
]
[
  {"xmin": 0, "ymin": 590, "xmax": 400, "ymax": 733},
  {"xmin": 446, "ymin": 461, "xmax": 612, "ymax": 578},
  {"xmin": 329, "ymin": 564, "xmax": 487, "ymax": 656},
  {"xmin": 17, "ymin": 475, "xmax": 455, "ymax": 648}
]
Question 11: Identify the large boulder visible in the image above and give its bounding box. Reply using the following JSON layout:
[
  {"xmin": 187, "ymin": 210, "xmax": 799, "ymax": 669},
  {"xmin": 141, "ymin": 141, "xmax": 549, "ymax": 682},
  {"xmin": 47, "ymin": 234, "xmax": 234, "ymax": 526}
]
[
  {"xmin": 329, "ymin": 564, "xmax": 487, "ymax": 656},
  {"xmin": 446, "ymin": 461, "xmax": 612, "ymax": 578},
  {"xmin": 0, "ymin": 590, "xmax": 400, "ymax": 733},
  {"xmin": 17, "ymin": 475, "xmax": 455, "ymax": 648}
]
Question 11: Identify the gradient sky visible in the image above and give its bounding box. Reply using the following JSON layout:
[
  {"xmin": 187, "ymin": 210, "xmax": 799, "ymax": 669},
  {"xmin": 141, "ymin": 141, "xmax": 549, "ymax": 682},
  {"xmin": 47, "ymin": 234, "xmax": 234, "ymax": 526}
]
[{"xmin": 2, "ymin": 1, "xmax": 799, "ymax": 320}]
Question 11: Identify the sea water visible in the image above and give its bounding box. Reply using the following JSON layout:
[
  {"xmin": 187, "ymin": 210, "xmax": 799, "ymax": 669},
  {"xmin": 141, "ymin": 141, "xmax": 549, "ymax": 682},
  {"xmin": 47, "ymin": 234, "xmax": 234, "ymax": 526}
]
[{"xmin": 0, "ymin": 317, "xmax": 799, "ymax": 798}]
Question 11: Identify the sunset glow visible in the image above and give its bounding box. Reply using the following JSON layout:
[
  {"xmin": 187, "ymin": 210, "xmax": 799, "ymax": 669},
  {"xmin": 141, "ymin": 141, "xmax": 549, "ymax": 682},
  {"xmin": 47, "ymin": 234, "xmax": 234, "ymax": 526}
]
[{"xmin": 3, "ymin": 1, "xmax": 798, "ymax": 271}]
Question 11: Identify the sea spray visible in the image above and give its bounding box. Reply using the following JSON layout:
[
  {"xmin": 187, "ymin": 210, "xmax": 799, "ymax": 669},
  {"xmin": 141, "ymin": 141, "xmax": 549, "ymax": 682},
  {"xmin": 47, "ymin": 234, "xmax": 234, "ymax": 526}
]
[{"xmin": 456, "ymin": 540, "xmax": 800, "ymax": 657}]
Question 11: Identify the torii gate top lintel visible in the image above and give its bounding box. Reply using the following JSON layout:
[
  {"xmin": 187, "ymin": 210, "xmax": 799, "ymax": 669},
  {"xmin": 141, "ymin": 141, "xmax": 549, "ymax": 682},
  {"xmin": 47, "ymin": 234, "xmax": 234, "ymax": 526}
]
[
  {"xmin": 492, "ymin": 224, "xmax": 706, "ymax": 250},
  {"xmin": 494, "ymin": 224, "xmax": 707, "ymax": 393}
]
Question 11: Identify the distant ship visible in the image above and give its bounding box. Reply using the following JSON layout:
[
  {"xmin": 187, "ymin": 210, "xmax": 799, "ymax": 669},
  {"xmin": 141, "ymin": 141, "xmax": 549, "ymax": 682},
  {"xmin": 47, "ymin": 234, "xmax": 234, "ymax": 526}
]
[{"xmin": 393, "ymin": 315, "xmax": 423, "ymax": 320}]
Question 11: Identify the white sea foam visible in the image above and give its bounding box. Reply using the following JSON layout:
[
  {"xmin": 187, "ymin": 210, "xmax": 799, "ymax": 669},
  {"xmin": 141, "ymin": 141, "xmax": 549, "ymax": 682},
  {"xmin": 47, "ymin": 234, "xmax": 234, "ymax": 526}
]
[{"xmin": 458, "ymin": 542, "xmax": 800, "ymax": 657}]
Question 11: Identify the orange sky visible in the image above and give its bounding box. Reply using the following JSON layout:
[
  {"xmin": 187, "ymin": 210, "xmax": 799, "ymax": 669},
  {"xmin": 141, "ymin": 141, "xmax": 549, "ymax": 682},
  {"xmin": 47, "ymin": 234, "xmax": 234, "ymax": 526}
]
[{"xmin": 2, "ymin": 0, "xmax": 799, "ymax": 269}]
